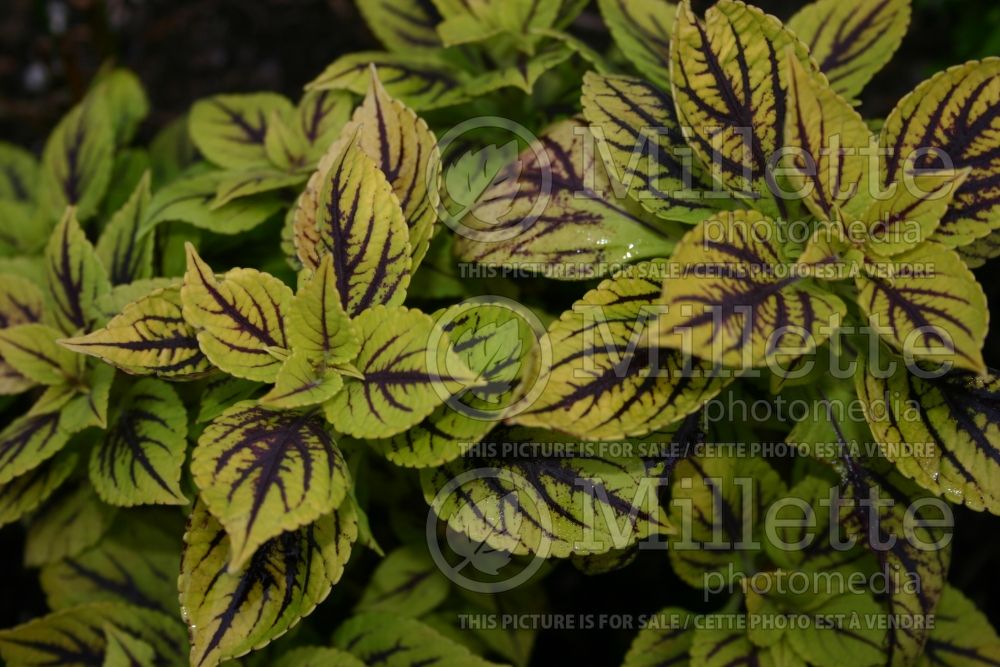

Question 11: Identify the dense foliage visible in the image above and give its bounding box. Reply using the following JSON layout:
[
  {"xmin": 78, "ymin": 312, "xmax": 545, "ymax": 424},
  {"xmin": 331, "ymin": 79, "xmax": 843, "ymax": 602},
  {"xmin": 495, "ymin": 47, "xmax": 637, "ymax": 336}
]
[{"xmin": 1, "ymin": 0, "xmax": 999, "ymax": 665}]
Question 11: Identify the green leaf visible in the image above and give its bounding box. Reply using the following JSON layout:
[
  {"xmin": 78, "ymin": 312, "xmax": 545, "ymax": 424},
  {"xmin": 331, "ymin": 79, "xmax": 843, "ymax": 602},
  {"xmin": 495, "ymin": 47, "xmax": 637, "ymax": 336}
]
[
  {"xmin": 40, "ymin": 98, "xmax": 114, "ymax": 221},
  {"xmin": 58, "ymin": 362, "xmax": 116, "ymax": 432},
  {"xmin": 182, "ymin": 245, "xmax": 293, "ymax": 382},
  {"xmin": 273, "ymin": 646, "xmax": 366, "ymax": 667},
  {"xmin": 89, "ymin": 379, "xmax": 188, "ymax": 506},
  {"xmin": 95, "ymin": 171, "xmax": 154, "ymax": 285},
  {"xmin": 259, "ymin": 351, "xmax": 345, "ymax": 409},
  {"xmin": 292, "ymin": 90, "xmax": 354, "ymax": 166},
  {"xmin": 513, "ymin": 260, "xmax": 730, "ymax": 440},
  {"xmin": 102, "ymin": 624, "xmax": 158, "ymax": 667},
  {"xmin": 143, "ymin": 171, "xmax": 284, "ymax": 236},
  {"xmin": 93, "ymin": 277, "xmax": 180, "ymax": 321},
  {"xmin": 344, "ymin": 67, "xmax": 442, "ymax": 270},
  {"xmin": 371, "ymin": 299, "xmax": 543, "ymax": 467},
  {"xmin": 0, "ymin": 201, "xmax": 49, "ymax": 256},
  {"xmin": 597, "ymin": 0, "xmax": 675, "ymax": 89},
  {"xmin": 332, "ymin": 612, "xmax": 503, "ymax": 666},
  {"xmin": 40, "ymin": 516, "xmax": 181, "ymax": 615},
  {"xmin": 0, "ymin": 141, "xmax": 39, "ymax": 203},
  {"xmin": 188, "ymin": 93, "xmax": 295, "ymax": 169},
  {"xmin": 287, "ymin": 253, "xmax": 360, "ymax": 366},
  {"xmin": 840, "ymin": 459, "xmax": 951, "ymax": 667},
  {"xmin": 0, "ymin": 412, "xmax": 69, "ymax": 486},
  {"xmin": 357, "ymin": 0, "xmax": 442, "ymax": 51},
  {"xmin": 422, "ymin": 451, "xmax": 671, "ymax": 558},
  {"xmin": 920, "ymin": 586, "xmax": 1000, "ymax": 665},
  {"xmin": 0, "ymin": 602, "xmax": 186, "ymax": 667},
  {"xmin": 879, "ymin": 59, "xmax": 1000, "ymax": 248},
  {"xmin": 858, "ymin": 364, "xmax": 1000, "ymax": 514},
  {"xmin": 60, "ymin": 285, "xmax": 214, "ymax": 380},
  {"xmin": 689, "ymin": 624, "xmax": 792, "ymax": 667},
  {"xmin": 294, "ymin": 136, "xmax": 412, "ymax": 315},
  {"xmin": 581, "ymin": 71, "xmax": 721, "ymax": 224},
  {"xmin": 788, "ymin": 0, "xmax": 910, "ymax": 100},
  {"xmin": 92, "ymin": 68, "xmax": 150, "ymax": 147},
  {"xmin": 0, "ymin": 323, "xmax": 84, "ymax": 386},
  {"xmin": 191, "ymin": 401, "xmax": 349, "ymax": 570},
  {"xmin": 46, "ymin": 209, "xmax": 113, "ymax": 334},
  {"xmin": 454, "ymin": 119, "xmax": 676, "ymax": 280},
  {"xmin": 0, "ymin": 450, "xmax": 77, "ymax": 529},
  {"xmin": 196, "ymin": 376, "xmax": 262, "ymax": 423},
  {"xmin": 463, "ymin": 43, "xmax": 575, "ymax": 96},
  {"xmin": 856, "ymin": 244, "xmax": 988, "ymax": 374},
  {"xmin": 180, "ymin": 500, "xmax": 357, "ymax": 667},
  {"xmin": 668, "ymin": 455, "xmax": 784, "ymax": 587},
  {"xmin": 622, "ymin": 607, "xmax": 694, "ymax": 667},
  {"xmin": 209, "ymin": 169, "xmax": 307, "ymax": 208},
  {"xmin": 0, "ymin": 273, "xmax": 46, "ymax": 394},
  {"xmin": 323, "ymin": 305, "xmax": 479, "ymax": 439},
  {"xmin": 307, "ymin": 52, "xmax": 470, "ymax": 111},
  {"xmin": 24, "ymin": 483, "xmax": 118, "ymax": 567},
  {"xmin": 149, "ymin": 116, "xmax": 198, "ymax": 185},
  {"xmin": 654, "ymin": 210, "xmax": 846, "ymax": 369},
  {"xmin": 671, "ymin": 0, "xmax": 814, "ymax": 216},
  {"xmin": 356, "ymin": 544, "xmax": 450, "ymax": 617}
]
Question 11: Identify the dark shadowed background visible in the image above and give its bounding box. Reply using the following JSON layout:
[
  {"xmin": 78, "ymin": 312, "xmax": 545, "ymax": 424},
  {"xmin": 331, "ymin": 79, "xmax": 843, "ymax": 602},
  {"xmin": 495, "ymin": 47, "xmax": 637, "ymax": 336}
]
[{"xmin": 1, "ymin": 1, "xmax": 999, "ymax": 664}]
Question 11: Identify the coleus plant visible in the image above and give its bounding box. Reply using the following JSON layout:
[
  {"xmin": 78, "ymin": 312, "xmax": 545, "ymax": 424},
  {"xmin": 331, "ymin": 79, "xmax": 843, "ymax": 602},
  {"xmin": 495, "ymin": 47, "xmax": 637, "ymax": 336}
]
[{"xmin": 1, "ymin": 1, "xmax": 999, "ymax": 667}]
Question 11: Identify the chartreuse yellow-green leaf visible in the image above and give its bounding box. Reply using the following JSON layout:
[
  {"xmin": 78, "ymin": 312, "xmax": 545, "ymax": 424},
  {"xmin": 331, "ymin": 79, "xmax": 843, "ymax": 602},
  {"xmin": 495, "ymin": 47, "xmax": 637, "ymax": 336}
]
[
  {"xmin": 654, "ymin": 210, "xmax": 846, "ymax": 369},
  {"xmin": 0, "ymin": 602, "xmax": 186, "ymax": 667},
  {"xmin": 788, "ymin": 0, "xmax": 910, "ymax": 100},
  {"xmin": 96, "ymin": 171, "xmax": 154, "ymax": 285},
  {"xmin": 182, "ymin": 244, "xmax": 293, "ymax": 382},
  {"xmin": 91, "ymin": 68, "xmax": 149, "ymax": 147},
  {"xmin": 180, "ymin": 499, "xmax": 356, "ymax": 667},
  {"xmin": 293, "ymin": 136, "xmax": 412, "ymax": 315},
  {"xmin": 840, "ymin": 460, "xmax": 951, "ymax": 667},
  {"xmin": 60, "ymin": 285, "xmax": 214, "ymax": 380},
  {"xmin": 357, "ymin": 0, "xmax": 441, "ymax": 51},
  {"xmin": 371, "ymin": 299, "xmax": 542, "ymax": 467},
  {"xmin": 40, "ymin": 97, "xmax": 114, "ymax": 221},
  {"xmin": 89, "ymin": 379, "xmax": 188, "ymax": 507},
  {"xmin": 597, "ymin": 0, "xmax": 675, "ymax": 89},
  {"xmin": 690, "ymin": 624, "xmax": 796, "ymax": 667},
  {"xmin": 290, "ymin": 90, "xmax": 353, "ymax": 166},
  {"xmin": 0, "ymin": 323, "xmax": 84, "ymax": 386},
  {"xmin": 209, "ymin": 169, "xmax": 306, "ymax": 209},
  {"xmin": 344, "ymin": 67, "xmax": 441, "ymax": 269},
  {"xmin": 783, "ymin": 53, "xmax": 875, "ymax": 219},
  {"xmin": 356, "ymin": 544, "xmax": 450, "ymax": 617},
  {"xmin": 880, "ymin": 58, "xmax": 1000, "ymax": 250},
  {"xmin": 857, "ymin": 363, "xmax": 1000, "ymax": 514},
  {"xmin": 856, "ymin": 243, "xmax": 988, "ymax": 374},
  {"xmin": 919, "ymin": 586, "xmax": 1000, "ymax": 665},
  {"xmin": 463, "ymin": 42, "xmax": 575, "ymax": 97},
  {"xmin": 743, "ymin": 570, "xmax": 886, "ymax": 667},
  {"xmin": 512, "ymin": 261, "xmax": 729, "ymax": 440},
  {"xmin": 454, "ymin": 119, "xmax": 676, "ymax": 280},
  {"xmin": 0, "ymin": 412, "xmax": 68, "ymax": 486},
  {"xmin": 671, "ymin": 0, "xmax": 814, "ymax": 216},
  {"xmin": 581, "ymin": 71, "xmax": 721, "ymax": 224},
  {"xmin": 189, "ymin": 93, "xmax": 295, "ymax": 169},
  {"xmin": 332, "ymin": 612, "xmax": 503, "ymax": 667},
  {"xmin": 307, "ymin": 52, "xmax": 470, "ymax": 111},
  {"xmin": 0, "ymin": 451, "xmax": 77, "ymax": 529},
  {"xmin": 191, "ymin": 401, "xmax": 350, "ymax": 571},
  {"xmin": 668, "ymin": 455, "xmax": 784, "ymax": 587},
  {"xmin": 323, "ymin": 306, "xmax": 479, "ymax": 439},
  {"xmin": 40, "ymin": 517, "xmax": 181, "ymax": 615},
  {"xmin": 46, "ymin": 209, "xmax": 112, "ymax": 334},
  {"xmin": 860, "ymin": 169, "xmax": 969, "ymax": 257},
  {"xmin": 422, "ymin": 449, "xmax": 671, "ymax": 558}
]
